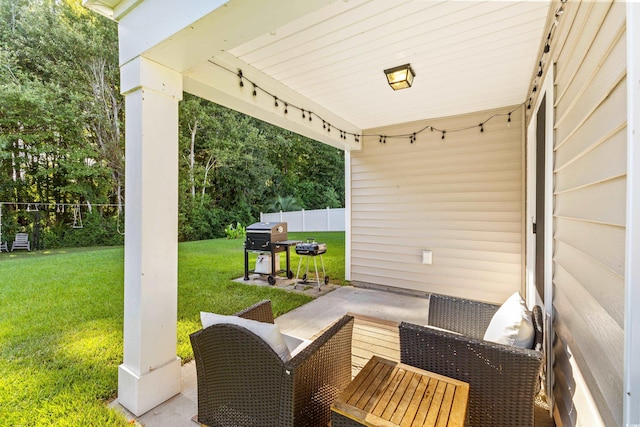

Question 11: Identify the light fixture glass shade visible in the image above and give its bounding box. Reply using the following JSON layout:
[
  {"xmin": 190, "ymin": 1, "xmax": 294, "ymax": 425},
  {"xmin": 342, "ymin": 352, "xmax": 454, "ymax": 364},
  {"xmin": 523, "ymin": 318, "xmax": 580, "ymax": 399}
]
[{"xmin": 384, "ymin": 64, "xmax": 415, "ymax": 90}]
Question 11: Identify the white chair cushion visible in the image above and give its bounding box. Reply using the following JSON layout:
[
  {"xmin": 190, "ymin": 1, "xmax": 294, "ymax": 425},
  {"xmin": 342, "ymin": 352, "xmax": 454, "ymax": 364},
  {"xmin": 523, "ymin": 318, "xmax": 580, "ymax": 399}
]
[
  {"xmin": 201, "ymin": 312, "xmax": 292, "ymax": 361},
  {"xmin": 483, "ymin": 292, "xmax": 535, "ymax": 348}
]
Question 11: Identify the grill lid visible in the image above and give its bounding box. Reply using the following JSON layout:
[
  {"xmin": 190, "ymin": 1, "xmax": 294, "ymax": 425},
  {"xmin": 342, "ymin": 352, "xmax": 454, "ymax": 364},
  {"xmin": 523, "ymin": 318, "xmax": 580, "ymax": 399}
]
[{"xmin": 246, "ymin": 222, "xmax": 287, "ymax": 234}]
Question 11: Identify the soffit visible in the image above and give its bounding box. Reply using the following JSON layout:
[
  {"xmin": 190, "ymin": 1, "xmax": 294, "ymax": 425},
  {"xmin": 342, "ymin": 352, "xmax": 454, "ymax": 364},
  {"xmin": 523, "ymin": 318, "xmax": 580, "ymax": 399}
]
[{"xmin": 224, "ymin": 0, "xmax": 551, "ymax": 129}]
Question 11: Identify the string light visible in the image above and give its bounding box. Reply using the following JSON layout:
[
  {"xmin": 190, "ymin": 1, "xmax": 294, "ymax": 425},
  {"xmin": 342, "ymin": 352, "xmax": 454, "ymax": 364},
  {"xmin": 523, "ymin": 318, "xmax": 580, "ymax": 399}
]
[
  {"xmin": 544, "ymin": 32, "xmax": 551, "ymax": 53},
  {"xmin": 363, "ymin": 108, "xmax": 516, "ymax": 144},
  {"xmin": 210, "ymin": 61, "xmax": 521, "ymax": 145},
  {"xmin": 211, "ymin": 62, "xmax": 362, "ymax": 143},
  {"xmin": 527, "ymin": 0, "xmax": 567, "ymax": 110}
]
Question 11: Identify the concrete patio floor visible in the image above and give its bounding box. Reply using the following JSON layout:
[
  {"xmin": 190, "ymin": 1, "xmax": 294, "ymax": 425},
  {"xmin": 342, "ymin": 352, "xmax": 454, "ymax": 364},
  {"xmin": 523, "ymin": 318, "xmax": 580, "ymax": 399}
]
[{"xmin": 111, "ymin": 285, "xmax": 430, "ymax": 427}]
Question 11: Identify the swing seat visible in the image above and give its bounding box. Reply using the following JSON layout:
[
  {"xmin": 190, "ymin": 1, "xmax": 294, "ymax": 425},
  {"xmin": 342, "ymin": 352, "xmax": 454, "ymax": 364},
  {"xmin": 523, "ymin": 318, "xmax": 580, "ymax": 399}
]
[{"xmin": 11, "ymin": 233, "xmax": 31, "ymax": 251}]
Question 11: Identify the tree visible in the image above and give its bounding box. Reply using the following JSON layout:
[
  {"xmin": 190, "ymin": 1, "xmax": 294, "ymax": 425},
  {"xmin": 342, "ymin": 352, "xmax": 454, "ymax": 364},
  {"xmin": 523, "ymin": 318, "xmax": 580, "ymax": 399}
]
[
  {"xmin": 269, "ymin": 195, "xmax": 302, "ymax": 212},
  {"xmin": 0, "ymin": 0, "xmax": 344, "ymax": 245},
  {"xmin": 0, "ymin": 0, "xmax": 123, "ymax": 244}
]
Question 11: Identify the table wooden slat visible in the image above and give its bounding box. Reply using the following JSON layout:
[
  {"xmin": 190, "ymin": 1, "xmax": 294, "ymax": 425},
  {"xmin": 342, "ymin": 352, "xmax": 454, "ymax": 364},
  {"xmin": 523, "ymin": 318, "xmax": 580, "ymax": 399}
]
[
  {"xmin": 371, "ymin": 367, "xmax": 405, "ymax": 418},
  {"xmin": 400, "ymin": 376, "xmax": 429, "ymax": 427},
  {"xmin": 331, "ymin": 356, "xmax": 469, "ymax": 427}
]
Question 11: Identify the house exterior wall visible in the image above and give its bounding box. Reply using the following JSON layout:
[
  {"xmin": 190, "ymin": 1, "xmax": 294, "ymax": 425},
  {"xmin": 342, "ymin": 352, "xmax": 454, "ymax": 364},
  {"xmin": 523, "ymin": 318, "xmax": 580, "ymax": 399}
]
[
  {"xmin": 529, "ymin": 1, "xmax": 627, "ymax": 426},
  {"xmin": 351, "ymin": 106, "xmax": 524, "ymax": 304}
]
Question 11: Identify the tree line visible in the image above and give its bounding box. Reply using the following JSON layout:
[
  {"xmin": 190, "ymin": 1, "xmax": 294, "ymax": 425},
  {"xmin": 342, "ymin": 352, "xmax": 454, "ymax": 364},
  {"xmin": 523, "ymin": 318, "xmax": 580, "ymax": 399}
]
[{"xmin": 0, "ymin": 0, "xmax": 344, "ymax": 248}]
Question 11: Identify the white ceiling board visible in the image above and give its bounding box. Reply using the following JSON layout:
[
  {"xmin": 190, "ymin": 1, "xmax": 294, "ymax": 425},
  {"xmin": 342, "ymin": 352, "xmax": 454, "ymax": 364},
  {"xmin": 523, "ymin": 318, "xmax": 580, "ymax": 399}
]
[
  {"xmin": 224, "ymin": 0, "xmax": 551, "ymax": 129},
  {"xmin": 86, "ymin": 0, "xmax": 552, "ymax": 134}
]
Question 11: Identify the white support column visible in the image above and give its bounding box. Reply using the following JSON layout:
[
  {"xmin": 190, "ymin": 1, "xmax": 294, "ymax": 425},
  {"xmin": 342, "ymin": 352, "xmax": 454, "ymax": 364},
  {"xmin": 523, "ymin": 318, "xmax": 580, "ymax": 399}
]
[
  {"xmin": 344, "ymin": 151, "xmax": 352, "ymax": 281},
  {"xmin": 625, "ymin": 3, "xmax": 640, "ymax": 424},
  {"xmin": 118, "ymin": 57, "xmax": 183, "ymax": 416}
]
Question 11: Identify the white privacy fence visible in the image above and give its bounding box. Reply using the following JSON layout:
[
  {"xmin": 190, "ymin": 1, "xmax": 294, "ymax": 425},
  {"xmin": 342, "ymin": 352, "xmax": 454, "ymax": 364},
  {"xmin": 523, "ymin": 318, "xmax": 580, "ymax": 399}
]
[{"xmin": 260, "ymin": 208, "xmax": 345, "ymax": 232}]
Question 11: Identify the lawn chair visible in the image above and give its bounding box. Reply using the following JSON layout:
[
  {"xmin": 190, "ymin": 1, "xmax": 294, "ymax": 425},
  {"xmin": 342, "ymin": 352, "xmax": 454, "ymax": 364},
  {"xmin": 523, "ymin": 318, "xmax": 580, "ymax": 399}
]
[
  {"xmin": 399, "ymin": 293, "xmax": 543, "ymax": 427},
  {"xmin": 190, "ymin": 300, "xmax": 354, "ymax": 427},
  {"xmin": 11, "ymin": 233, "xmax": 31, "ymax": 251},
  {"xmin": 0, "ymin": 241, "xmax": 8, "ymax": 252}
]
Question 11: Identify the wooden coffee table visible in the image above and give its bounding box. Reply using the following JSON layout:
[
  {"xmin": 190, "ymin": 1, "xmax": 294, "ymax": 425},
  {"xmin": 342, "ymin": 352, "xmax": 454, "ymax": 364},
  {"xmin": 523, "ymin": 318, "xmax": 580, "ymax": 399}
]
[{"xmin": 331, "ymin": 355, "xmax": 469, "ymax": 427}]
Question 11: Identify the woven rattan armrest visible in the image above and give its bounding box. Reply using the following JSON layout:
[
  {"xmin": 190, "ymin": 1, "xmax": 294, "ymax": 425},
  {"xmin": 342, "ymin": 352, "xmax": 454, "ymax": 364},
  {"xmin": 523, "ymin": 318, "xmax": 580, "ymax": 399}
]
[
  {"xmin": 283, "ymin": 315, "xmax": 355, "ymax": 427},
  {"xmin": 235, "ymin": 299, "xmax": 275, "ymax": 323}
]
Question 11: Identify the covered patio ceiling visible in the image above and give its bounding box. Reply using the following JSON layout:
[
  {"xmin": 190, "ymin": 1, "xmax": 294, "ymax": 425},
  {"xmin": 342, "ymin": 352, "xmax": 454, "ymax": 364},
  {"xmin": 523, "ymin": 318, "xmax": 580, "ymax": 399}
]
[{"xmin": 89, "ymin": 0, "xmax": 552, "ymax": 149}]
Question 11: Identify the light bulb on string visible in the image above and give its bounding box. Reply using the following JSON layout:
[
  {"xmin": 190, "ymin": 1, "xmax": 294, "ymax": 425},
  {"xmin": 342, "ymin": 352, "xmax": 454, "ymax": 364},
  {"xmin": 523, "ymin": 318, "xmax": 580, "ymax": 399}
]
[{"xmin": 238, "ymin": 70, "xmax": 244, "ymax": 87}]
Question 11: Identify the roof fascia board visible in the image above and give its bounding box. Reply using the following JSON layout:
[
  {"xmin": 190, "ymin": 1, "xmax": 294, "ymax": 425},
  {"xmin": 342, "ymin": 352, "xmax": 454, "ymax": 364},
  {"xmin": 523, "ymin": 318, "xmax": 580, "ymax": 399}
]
[{"xmin": 117, "ymin": 0, "xmax": 338, "ymax": 71}]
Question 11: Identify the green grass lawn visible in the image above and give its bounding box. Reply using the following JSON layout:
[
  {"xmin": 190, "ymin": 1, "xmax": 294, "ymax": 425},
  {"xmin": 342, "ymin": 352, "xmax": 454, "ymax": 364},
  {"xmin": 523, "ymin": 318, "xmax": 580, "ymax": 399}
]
[{"xmin": 0, "ymin": 232, "xmax": 346, "ymax": 426}]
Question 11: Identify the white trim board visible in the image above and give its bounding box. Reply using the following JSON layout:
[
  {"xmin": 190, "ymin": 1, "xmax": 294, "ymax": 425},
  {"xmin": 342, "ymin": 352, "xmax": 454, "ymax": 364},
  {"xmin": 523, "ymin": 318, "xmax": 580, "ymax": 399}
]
[{"xmin": 624, "ymin": 2, "xmax": 640, "ymax": 424}]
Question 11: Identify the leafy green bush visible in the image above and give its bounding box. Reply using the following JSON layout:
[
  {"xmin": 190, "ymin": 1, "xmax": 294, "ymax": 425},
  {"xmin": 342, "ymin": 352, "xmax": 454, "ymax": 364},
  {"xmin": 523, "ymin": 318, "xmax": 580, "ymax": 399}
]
[
  {"xmin": 178, "ymin": 198, "xmax": 226, "ymax": 242},
  {"xmin": 42, "ymin": 211, "xmax": 124, "ymax": 248},
  {"xmin": 224, "ymin": 222, "xmax": 246, "ymax": 239}
]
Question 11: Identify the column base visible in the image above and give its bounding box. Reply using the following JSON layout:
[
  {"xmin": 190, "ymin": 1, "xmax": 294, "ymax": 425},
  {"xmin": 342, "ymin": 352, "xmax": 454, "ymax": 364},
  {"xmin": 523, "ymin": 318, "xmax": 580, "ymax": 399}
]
[{"xmin": 117, "ymin": 356, "xmax": 182, "ymax": 416}]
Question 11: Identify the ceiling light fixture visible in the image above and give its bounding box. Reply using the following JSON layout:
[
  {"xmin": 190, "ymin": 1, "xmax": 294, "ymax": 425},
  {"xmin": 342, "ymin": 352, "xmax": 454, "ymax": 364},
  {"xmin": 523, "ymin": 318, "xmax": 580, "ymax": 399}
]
[{"xmin": 384, "ymin": 63, "xmax": 415, "ymax": 90}]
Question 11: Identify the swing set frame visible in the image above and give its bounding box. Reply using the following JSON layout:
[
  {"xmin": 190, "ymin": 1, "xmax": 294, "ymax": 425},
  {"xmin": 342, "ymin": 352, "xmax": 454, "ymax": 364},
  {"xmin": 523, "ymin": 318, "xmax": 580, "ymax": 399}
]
[{"xmin": 0, "ymin": 201, "xmax": 124, "ymax": 252}]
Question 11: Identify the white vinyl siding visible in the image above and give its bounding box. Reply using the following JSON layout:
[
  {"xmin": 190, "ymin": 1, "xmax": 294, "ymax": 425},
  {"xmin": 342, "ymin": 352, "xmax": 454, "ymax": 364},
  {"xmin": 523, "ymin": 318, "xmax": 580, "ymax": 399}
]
[
  {"xmin": 539, "ymin": 1, "xmax": 627, "ymax": 425},
  {"xmin": 351, "ymin": 107, "xmax": 523, "ymax": 304}
]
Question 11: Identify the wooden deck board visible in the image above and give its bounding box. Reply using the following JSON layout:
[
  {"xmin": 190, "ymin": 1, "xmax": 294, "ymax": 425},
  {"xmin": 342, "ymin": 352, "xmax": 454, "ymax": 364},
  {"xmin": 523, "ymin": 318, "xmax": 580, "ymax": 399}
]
[
  {"xmin": 348, "ymin": 313, "xmax": 400, "ymax": 378},
  {"xmin": 311, "ymin": 312, "xmax": 401, "ymax": 378}
]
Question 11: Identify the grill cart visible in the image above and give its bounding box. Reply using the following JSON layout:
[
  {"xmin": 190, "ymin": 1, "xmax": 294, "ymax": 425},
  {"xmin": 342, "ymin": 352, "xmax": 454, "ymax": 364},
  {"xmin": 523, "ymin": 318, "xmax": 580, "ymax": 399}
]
[
  {"xmin": 294, "ymin": 238, "xmax": 329, "ymax": 290},
  {"xmin": 244, "ymin": 222, "xmax": 300, "ymax": 285}
]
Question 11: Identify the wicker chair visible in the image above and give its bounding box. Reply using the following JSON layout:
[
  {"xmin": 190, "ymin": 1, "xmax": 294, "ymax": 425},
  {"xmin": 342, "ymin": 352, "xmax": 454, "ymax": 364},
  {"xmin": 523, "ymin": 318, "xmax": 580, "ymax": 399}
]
[
  {"xmin": 190, "ymin": 300, "xmax": 354, "ymax": 427},
  {"xmin": 399, "ymin": 293, "xmax": 543, "ymax": 427}
]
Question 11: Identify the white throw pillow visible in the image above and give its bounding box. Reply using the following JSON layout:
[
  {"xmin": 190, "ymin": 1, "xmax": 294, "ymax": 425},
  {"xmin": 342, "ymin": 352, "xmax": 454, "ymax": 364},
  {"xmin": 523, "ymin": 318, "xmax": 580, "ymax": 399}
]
[
  {"xmin": 282, "ymin": 333, "xmax": 313, "ymax": 358},
  {"xmin": 483, "ymin": 292, "xmax": 535, "ymax": 348},
  {"xmin": 201, "ymin": 312, "xmax": 292, "ymax": 361}
]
